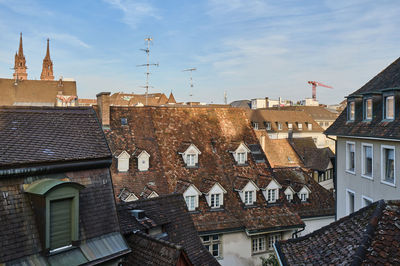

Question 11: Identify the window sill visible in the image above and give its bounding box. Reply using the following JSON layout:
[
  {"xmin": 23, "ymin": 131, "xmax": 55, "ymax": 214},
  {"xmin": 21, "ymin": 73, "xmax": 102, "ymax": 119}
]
[
  {"xmin": 252, "ymin": 250, "xmax": 273, "ymax": 256},
  {"xmin": 208, "ymin": 207, "xmax": 224, "ymax": 212},
  {"xmin": 361, "ymin": 174, "xmax": 373, "ymax": 180},
  {"xmin": 345, "ymin": 170, "xmax": 356, "ymax": 175},
  {"xmin": 381, "ymin": 180, "xmax": 396, "ymax": 187},
  {"xmin": 49, "ymin": 244, "xmax": 74, "ymax": 255}
]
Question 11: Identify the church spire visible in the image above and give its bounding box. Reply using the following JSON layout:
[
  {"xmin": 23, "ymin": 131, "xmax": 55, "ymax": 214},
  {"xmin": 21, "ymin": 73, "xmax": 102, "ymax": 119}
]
[
  {"xmin": 40, "ymin": 38, "xmax": 54, "ymax": 80},
  {"xmin": 13, "ymin": 32, "xmax": 28, "ymax": 80}
]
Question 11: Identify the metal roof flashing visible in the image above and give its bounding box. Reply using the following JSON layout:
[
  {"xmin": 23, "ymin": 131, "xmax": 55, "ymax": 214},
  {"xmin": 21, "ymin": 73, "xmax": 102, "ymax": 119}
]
[{"xmin": 24, "ymin": 178, "xmax": 85, "ymax": 195}]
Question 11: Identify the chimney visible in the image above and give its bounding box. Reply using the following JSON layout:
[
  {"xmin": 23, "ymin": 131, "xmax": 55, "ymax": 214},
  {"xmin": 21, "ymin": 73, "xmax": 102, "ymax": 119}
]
[
  {"xmin": 96, "ymin": 92, "xmax": 111, "ymax": 128},
  {"xmin": 265, "ymin": 97, "xmax": 269, "ymax": 108}
]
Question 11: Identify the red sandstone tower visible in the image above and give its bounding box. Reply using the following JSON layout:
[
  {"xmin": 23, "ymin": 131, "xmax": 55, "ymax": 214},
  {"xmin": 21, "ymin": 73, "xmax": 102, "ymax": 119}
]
[
  {"xmin": 13, "ymin": 33, "xmax": 28, "ymax": 80},
  {"xmin": 40, "ymin": 38, "xmax": 54, "ymax": 80}
]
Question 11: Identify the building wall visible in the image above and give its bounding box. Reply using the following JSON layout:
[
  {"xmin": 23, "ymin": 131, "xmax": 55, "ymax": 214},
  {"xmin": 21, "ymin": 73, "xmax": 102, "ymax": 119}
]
[
  {"xmin": 267, "ymin": 131, "xmax": 334, "ymax": 150},
  {"xmin": 336, "ymin": 137, "xmax": 400, "ymax": 219},
  {"xmin": 217, "ymin": 230, "xmax": 294, "ymax": 266},
  {"xmin": 298, "ymin": 216, "xmax": 335, "ymax": 237}
]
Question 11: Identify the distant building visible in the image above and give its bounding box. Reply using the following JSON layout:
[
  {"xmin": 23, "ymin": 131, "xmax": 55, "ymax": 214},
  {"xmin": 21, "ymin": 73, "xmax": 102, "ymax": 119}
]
[
  {"xmin": 0, "ymin": 33, "xmax": 77, "ymax": 106},
  {"xmin": 275, "ymin": 200, "xmax": 400, "ymax": 265},
  {"xmin": 250, "ymin": 97, "xmax": 292, "ymax": 109},
  {"xmin": 0, "ymin": 106, "xmax": 130, "ymax": 265},
  {"xmin": 299, "ymin": 98, "xmax": 319, "ymax": 106},
  {"xmin": 326, "ymin": 56, "xmax": 400, "ymax": 219}
]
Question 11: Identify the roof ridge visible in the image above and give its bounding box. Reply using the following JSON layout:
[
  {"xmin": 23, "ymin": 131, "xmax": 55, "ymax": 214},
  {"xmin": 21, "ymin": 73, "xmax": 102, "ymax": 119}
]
[{"xmin": 133, "ymin": 231, "xmax": 183, "ymax": 251}]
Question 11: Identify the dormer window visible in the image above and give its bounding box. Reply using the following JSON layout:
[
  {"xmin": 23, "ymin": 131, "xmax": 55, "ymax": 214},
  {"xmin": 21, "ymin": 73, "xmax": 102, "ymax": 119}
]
[
  {"xmin": 277, "ymin": 123, "xmax": 282, "ymax": 130},
  {"xmin": 288, "ymin": 123, "xmax": 293, "ymax": 130},
  {"xmin": 384, "ymin": 95, "xmax": 394, "ymax": 120},
  {"xmin": 298, "ymin": 123, "xmax": 303, "ymax": 130},
  {"xmin": 179, "ymin": 144, "xmax": 201, "ymax": 168},
  {"xmin": 135, "ymin": 150, "xmax": 150, "ymax": 171},
  {"xmin": 244, "ymin": 191, "xmax": 254, "ymax": 205},
  {"xmin": 206, "ymin": 183, "xmax": 227, "ymax": 208},
  {"xmin": 300, "ymin": 193, "xmax": 307, "ymax": 201},
  {"xmin": 267, "ymin": 189, "xmax": 277, "ymax": 202},
  {"xmin": 348, "ymin": 101, "xmax": 355, "ymax": 121},
  {"xmin": 183, "ymin": 184, "xmax": 201, "ymax": 211},
  {"xmin": 364, "ymin": 98, "xmax": 372, "ymax": 120},
  {"xmin": 266, "ymin": 122, "xmax": 271, "ymax": 130},
  {"xmin": 284, "ymin": 187, "xmax": 295, "ymax": 202},
  {"xmin": 298, "ymin": 186, "xmax": 311, "ymax": 202},
  {"xmin": 117, "ymin": 151, "xmax": 130, "ymax": 172},
  {"xmin": 238, "ymin": 180, "xmax": 259, "ymax": 205},
  {"xmin": 262, "ymin": 179, "xmax": 282, "ymax": 203},
  {"xmin": 231, "ymin": 143, "xmax": 250, "ymax": 165},
  {"xmin": 253, "ymin": 122, "xmax": 259, "ymax": 130},
  {"xmin": 307, "ymin": 123, "xmax": 312, "ymax": 130}
]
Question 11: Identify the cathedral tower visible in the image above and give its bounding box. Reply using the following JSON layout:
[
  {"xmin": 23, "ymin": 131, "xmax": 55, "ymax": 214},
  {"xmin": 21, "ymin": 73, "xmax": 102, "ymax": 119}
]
[
  {"xmin": 13, "ymin": 33, "xmax": 28, "ymax": 80},
  {"xmin": 40, "ymin": 38, "xmax": 54, "ymax": 80}
]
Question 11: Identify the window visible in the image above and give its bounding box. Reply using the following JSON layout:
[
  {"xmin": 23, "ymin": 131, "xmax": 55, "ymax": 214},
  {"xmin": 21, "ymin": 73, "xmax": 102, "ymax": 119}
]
[
  {"xmin": 268, "ymin": 234, "xmax": 281, "ymax": 250},
  {"xmin": 210, "ymin": 193, "xmax": 221, "ymax": 208},
  {"xmin": 237, "ymin": 152, "xmax": 246, "ymax": 165},
  {"xmin": 266, "ymin": 122, "xmax": 271, "ymax": 130},
  {"xmin": 319, "ymin": 122, "xmax": 324, "ymax": 126},
  {"xmin": 288, "ymin": 123, "xmax": 293, "ymax": 129},
  {"xmin": 253, "ymin": 122, "xmax": 259, "ymax": 130},
  {"xmin": 121, "ymin": 118, "xmax": 128, "ymax": 125},
  {"xmin": 364, "ymin": 98, "xmax": 372, "ymax": 120},
  {"xmin": 186, "ymin": 154, "xmax": 196, "ymax": 167},
  {"xmin": 362, "ymin": 196, "xmax": 373, "ymax": 207},
  {"xmin": 286, "ymin": 194, "xmax": 292, "ymax": 201},
  {"xmin": 361, "ymin": 143, "xmax": 373, "ymax": 179},
  {"xmin": 348, "ymin": 101, "xmax": 355, "ymax": 121},
  {"xmin": 267, "ymin": 189, "xmax": 277, "ymax": 203},
  {"xmin": 50, "ymin": 198, "xmax": 73, "ymax": 250},
  {"xmin": 277, "ymin": 123, "xmax": 282, "ymax": 130},
  {"xmin": 300, "ymin": 193, "xmax": 307, "ymax": 202},
  {"xmin": 252, "ymin": 236, "xmax": 266, "ymax": 254},
  {"xmin": 346, "ymin": 189, "xmax": 355, "ymax": 215},
  {"xmin": 308, "ymin": 123, "xmax": 312, "ymax": 130},
  {"xmin": 185, "ymin": 195, "xmax": 196, "ymax": 211},
  {"xmin": 346, "ymin": 142, "xmax": 355, "ymax": 174},
  {"xmin": 244, "ymin": 191, "xmax": 254, "ymax": 205},
  {"xmin": 324, "ymin": 122, "xmax": 330, "ymax": 127},
  {"xmin": 384, "ymin": 96, "xmax": 394, "ymax": 119},
  {"xmin": 381, "ymin": 145, "xmax": 395, "ymax": 185},
  {"xmin": 117, "ymin": 151, "xmax": 130, "ymax": 172},
  {"xmin": 298, "ymin": 123, "xmax": 302, "ymax": 130},
  {"xmin": 202, "ymin": 235, "xmax": 221, "ymax": 258}
]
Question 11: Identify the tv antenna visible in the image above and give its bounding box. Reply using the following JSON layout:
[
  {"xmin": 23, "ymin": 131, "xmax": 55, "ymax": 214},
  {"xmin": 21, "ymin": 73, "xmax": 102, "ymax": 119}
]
[
  {"xmin": 183, "ymin": 68, "xmax": 196, "ymax": 99},
  {"xmin": 137, "ymin": 36, "xmax": 159, "ymax": 105}
]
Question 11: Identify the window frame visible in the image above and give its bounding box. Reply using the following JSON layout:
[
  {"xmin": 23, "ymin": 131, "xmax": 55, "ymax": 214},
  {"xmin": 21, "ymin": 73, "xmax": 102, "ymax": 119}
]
[
  {"xmin": 267, "ymin": 188, "xmax": 277, "ymax": 203},
  {"xmin": 186, "ymin": 153, "xmax": 196, "ymax": 167},
  {"xmin": 252, "ymin": 236, "xmax": 266, "ymax": 254},
  {"xmin": 348, "ymin": 101, "xmax": 355, "ymax": 121},
  {"xmin": 361, "ymin": 143, "xmax": 373, "ymax": 180},
  {"xmin": 361, "ymin": 195, "xmax": 373, "ymax": 208},
  {"xmin": 268, "ymin": 234, "xmax": 281, "ymax": 250},
  {"xmin": 277, "ymin": 123, "xmax": 282, "ymax": 131},
  {"xmin": 307, "ymin": 123, "xmax": 312, "ymax": 130},
  {"xmin": 363, "ymin": 98, "xmax": 373, "ymax": 121},
  {"xmin": 345, "ymin": 141, "xmax": 356, "ymax": 174},
  {"xmin": 244, "ymin": 190, "xmax": 254, "ymax": 205},
  {"xmin": 210, "ymin": 193, "xmax": 221, "ymax": 208},
  {"xmin": 237, "ymin": 152, "xmax": 246, "ymax": 165},
  {"xmin": 346, "ymin": 189, "xmax": 355, "ymax": 215},
  {"xmin": 384, "ymin": 95, "xmax": 394, "ymax": 120},
  {"xmin": 185, "ymin": 195, "xmax": 196, "ymax": 211},
  {"xmin": 266, "ymin": 122, "xmax": 271, "ymax": 130},
  {"xmin": 288, "ymin": 123, "xmax": 293, "ymax": 130},
  {"xmin": 381, "ymin": 145, "xmax": 395, "ymax": 187},
  {"xmin": 298, "ymin": 123, "xmax": 302, "ymax": 130},
  {"xmin": 202, "ymin": 234, "xmax": 222, "ymax": 258}
]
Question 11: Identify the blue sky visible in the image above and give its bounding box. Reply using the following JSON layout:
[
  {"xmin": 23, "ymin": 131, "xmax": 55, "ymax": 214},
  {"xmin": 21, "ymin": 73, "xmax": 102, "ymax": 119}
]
[{"xmin": 0, "ymin": 0, "xmax": 399, "ymax": 104}]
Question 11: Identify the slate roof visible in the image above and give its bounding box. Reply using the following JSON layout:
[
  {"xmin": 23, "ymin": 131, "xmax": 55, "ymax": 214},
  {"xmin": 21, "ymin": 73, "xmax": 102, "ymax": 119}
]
[
  {"xmin": 325, "ymin": 57, "xmax": 400, "ymax": 138},
  {"xmin": 0, "ymin": 78, "xmax": 77, "ymax": 106},
  {"xmin": 230, "ymin": 100, "xmax": 251, "ymax": 109},
  {"xmin": 118, "ymin": 194, "xmax": 219, "ymax": 266},
  {"xmin": 0, "ymin": 106, "xmax": 111, "ymax": 168},
  {"xmin": 106, "ymin": 106, "xmax": 306, "ymax": 234},
  {"xmin": 289, "ymin": 137, "xmax": 334, "ymax": 171},
  {"xmin": 275, "ymin": 200, "xmax": 400, "ymax": 265},
  {"xmin": 247, "ymin": 109, "xmax": 323, "ymax": 132}
]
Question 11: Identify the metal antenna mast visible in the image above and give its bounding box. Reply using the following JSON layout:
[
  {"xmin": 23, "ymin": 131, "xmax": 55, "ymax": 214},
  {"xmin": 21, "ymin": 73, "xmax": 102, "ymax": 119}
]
[
  {"xmin": 137, "ymin": 37, "xmax": 158, "ymax": 105},
  {"xmin": 183, "ymin": 68, "xmax": 196, "ymax": 99},
  {"xmin": 224, "ymin": 91, "xmax": 227, "ymax": 105}
]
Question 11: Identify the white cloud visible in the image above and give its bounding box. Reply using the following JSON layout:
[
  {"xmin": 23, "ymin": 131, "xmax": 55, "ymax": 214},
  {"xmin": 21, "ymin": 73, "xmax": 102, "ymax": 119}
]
[
  {"xmin": 103, "ymin": 0, "xmax": 161, "ymax": 29},
  {"xmin": 0, "ymin": 0, "xmax": 53, "ymax": 17},
  {"xmin": 48, "ymin": 33, "xmax": 91, "ymax": 49}
]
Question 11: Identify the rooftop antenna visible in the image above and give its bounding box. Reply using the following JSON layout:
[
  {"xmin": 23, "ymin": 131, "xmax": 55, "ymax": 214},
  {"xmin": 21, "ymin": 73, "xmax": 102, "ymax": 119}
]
[
  {"xmin": 224, "ymin": 91, "xmax": 227, "ymax": 105},
  {"xmin": 137, "ymin": 36, "xmax": 159, "ymax": 105},
  {"xmin": 183, "ymin": 67, "xmax": 196, "ymax": 100}
]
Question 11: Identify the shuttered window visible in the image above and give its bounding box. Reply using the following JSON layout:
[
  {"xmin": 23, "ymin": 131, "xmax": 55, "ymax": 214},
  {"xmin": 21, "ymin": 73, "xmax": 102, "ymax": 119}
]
[{"xmin": 50, "ymin": 198, "xmax": 72, "ymax": 250}]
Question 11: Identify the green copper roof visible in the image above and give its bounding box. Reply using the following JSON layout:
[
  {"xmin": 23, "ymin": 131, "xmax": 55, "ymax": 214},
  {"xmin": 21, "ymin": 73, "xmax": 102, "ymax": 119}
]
[{"xmin": 25, "ymin": 178, "xmax": 84, "ymax": 195}]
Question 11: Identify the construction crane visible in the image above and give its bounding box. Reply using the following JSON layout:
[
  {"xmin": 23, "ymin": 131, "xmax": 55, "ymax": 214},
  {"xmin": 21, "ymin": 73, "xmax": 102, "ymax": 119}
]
[
  {"xmin": 183, "ymin": 68, "xmax": 196, "ymax": 99},
  {"xmin": 307, "ymin": 81, "xmax": 333, "ymax": 100}
]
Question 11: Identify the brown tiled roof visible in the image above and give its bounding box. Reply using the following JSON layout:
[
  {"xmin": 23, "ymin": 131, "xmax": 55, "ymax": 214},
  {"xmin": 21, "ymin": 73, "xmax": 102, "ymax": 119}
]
[
  {"xmin": 118, "ymin": 194, "xmax": 219, "ymax": 266},
  {"xmin": 276, "ymin": 200, "xmax": 400, "ymax": 265},
  {"xmin": 107, "ymin": 92, "xmax": 171, "ymax": 106},
  {"xmin": 107, "ymin": 106, "xmax": 306, "ymax": 234},
  {"xmin": 125, "ymin": 231, "xmax": 193, "ymax": 266},
  {"xmin": 247, "ymin": 109, "xmax": 323, "ymax": 132},
  {"xmin": 325, "ymin": 57, "xmax": 400, "ymax": 138},
  {"xmin": 78, "ymin": 98, "xmax": 97, "ymax": 106},
  {"xmin": 0, "ymin": 106, "xmax": 111, "ymax": 168},
  {"xmin": 274, "ymin": 106, "xmax": 338, "ymax": 121},
  {"xmin": 0, "ymin": 78, "xmax": 77, "ymax": 106},
  {"xmin": 263, "ymin": 139, "xmax": 303, "ymax": 168},
  {"xmin": 230, "ymin": 100, "xmax": 251, "ymax": 109},
  {"xmin": 167, "ymin": 92, "xmax": 176, "ymax": 104}
]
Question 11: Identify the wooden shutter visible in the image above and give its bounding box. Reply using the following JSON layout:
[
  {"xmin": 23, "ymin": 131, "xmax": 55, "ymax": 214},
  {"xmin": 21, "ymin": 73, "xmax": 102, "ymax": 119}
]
[{"xmin": 50, "ymin": 198, "xmax": 72, "ymax": 249}]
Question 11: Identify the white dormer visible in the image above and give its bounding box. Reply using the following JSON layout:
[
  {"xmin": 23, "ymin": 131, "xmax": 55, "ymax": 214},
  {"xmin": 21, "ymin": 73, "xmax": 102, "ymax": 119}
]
[
  {"xmin": 262, "ymin": 179, "xmax": 282, "ymax": 203},
  {"xmin": 298, "ymin": 186, "xmax": 311, "ymax": 202},
  {"xmin": 238, "ymin": 180, "xmax": 259, "ymax": 205},
  {"xmin": 117, "ymin": 151, "xmax": 130, "ymax": 172},
  {"xmin": 148, "ymin": 191, "xmax": 159, "ymax": 198},
  {"xmin": 183, "ymin": 184, "xmax": 202, "ymax": 211},
  {"xmin": 124, "ymin": 193, "xmax": 138, "ymax": 202},
  {"xmin": 284, "ymin": 186, "xmax": 296, "ymax": 202},
  {"xmin": 136, "ymin": 150, "xmax": 150, "ymax": 171},
  {"xmin": 205, "ymin": 183, "xmax": 227, "ymax": 208},
  {"xmin": 179, "ymin": 144, "xmax": 201, "ymax": 167},
  {"xmin": 232, "ymin": 143, "xmax": 251, "ymax": 165}
]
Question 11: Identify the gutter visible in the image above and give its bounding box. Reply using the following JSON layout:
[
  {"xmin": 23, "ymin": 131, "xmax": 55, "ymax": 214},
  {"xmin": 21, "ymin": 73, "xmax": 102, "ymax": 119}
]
[{"xmin": 0, "ymin": 158, "xmax": 112, "ymax": 178}]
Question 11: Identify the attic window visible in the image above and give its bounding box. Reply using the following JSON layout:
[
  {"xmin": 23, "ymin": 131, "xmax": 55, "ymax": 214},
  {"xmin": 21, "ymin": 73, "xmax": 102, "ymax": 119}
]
[
  {"xmin": 286, "ymin": 194, "xmax": 292, "ymax": 201},
  {"xmin": 384, "ymin": 95, "xmax": 394, "ymax": 120},
  {"xmin": 183, "ymin": 184, "xmax": 201, "ymax": 211},
  {"xmin": 117, "ymin": 151, "xmax": 130, "ymax": 172},
  {"xmin": 244, "ymin": 191, "xmax": 254, "ymax": 205},
  {"xmin": 348, "ymin": 101, "xmax": 355, "ymax": 121},
  {"xmin": 307, "ymin": 123, "xmax": 312, "ymax": 130},
  {"xmin": 210, "ymin": 193, "xmax": 221, "ymax": 208},
  {"xmin": 298, "ymin": 123, "xmax": 303, "ymax": 130},
  {"xmin": 136, "ymin": 150, "xmax": 150, "ymax": 171},
  {"xmin": 300, "ymin": 193, "xmax": 307, "ymax": 201},
  {"xmin": 232, "ymin": 143, "xmax": 250, "ymax": 165},
  {"xmin": 207, "ymin": 183, "xmax": 227, "ymax": 208},
  {"xmin": 298, "ymin": 186, "xmax": 311, "ymax": 202},
  {"xmin": 121, "ymin": 118, "xmax": 128, "ymax": 125},
  {"xmin": 266, "ymin": 122, "xmax": 271, "ymax": 130},
  {"xmin": 187, "ymin": 154, "xmax": 196, "ymax": 166},
  {"xmin": 253, "ymin": 122, "xmax": 259, "ymax": 130},
  {"xmin": 288, "ymin": 123, "xmax": 293, "ymax": 130},
  {"xmin": 179, "ymin": 144, "xmax": 201, "ymax": 168},
  {"xmin": 364, "ymin": 98, "xmax": 372, "ymax": 120},
  {"xmin": 284, "ymin": 187, "xmax": 294, "ymax": 202},
  {"xmin": 267, "ymin": 189, "xmax": 277, "ymax": 203},
  {"xmin": 277, "ymin": 123, "xmax": 282, "ymax": 130}
]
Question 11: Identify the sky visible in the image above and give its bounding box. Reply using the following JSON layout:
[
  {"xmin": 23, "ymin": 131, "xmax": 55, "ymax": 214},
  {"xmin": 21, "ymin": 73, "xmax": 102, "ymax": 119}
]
[{"xmin": 0, "ymin": 0, "xmax": 399, "ymax": 104}]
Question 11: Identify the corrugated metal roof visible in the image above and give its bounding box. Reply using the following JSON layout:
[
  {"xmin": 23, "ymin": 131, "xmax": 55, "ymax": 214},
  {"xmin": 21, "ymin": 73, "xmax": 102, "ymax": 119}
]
[
  {"xmin": 80, "ymin": 232, "xmax": 130, "ymax": 261},
  {"xmin": 48, "ymin": 248, "xmax": 88, "ymax": 266}
]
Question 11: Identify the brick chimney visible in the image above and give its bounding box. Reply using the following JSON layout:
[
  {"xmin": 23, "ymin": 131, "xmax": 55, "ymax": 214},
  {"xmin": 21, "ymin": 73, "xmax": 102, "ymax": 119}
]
[{"xmin": 96, "ymin": 92, "xmax": 111, "ymax": 128}]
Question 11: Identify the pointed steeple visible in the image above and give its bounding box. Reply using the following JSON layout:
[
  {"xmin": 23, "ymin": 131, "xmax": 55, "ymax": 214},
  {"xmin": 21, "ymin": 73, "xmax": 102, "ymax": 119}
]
[
  {"xmin": 40, "ymin": 38, "xmax": 54, "ymax": 80},
  {"xmin": 167, "ymin": 91, "xmax": 176, "ymax": 104},
  {"xmin": 13, "ymin": 32, "xmax": 28, "ymax": 80}
]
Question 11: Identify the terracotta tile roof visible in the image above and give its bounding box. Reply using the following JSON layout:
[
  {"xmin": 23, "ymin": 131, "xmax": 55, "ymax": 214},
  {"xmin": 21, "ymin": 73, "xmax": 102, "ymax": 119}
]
[
  {"xmin": 118, "ymin": 194, "xmax": 219, "ymax": 266},
  {"xmin": 107, "ymin": 92, "xmax": 172, "ymax": 106},
  {"xmin": 263, "ymin": 139, "xmax": 303, "ymax": 168},
  {"xmin": 325, "ymin": 57, "xmax": 400, "ymax": 138},
  {"xmin": 230, "ymin": 100, "xmax": 251, "ymax": 109},
  {"xmin": 274, "ymin": 106, "xmax": 338, "ymax": 121},
  {"xmin": 106, "ymin": 106, "xmax": 306, "ymax": 234},
  {"xmin": 0, "ymin": 78, "xmax": 77, "ymax": 106},
  {"xmin": 0, "ymin": 106, "xmax": 111, "ymax": 168},
  {"xmin": 247, "ymin": 109, "xmax": 323, "ymax": 132},
  {"xmin": 275, "ymin": 200, "xmax": 400, "ymax": 265},
  {"xmin": 78, "ymin": 98, "xmax": 97, "ymax": 106}
]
